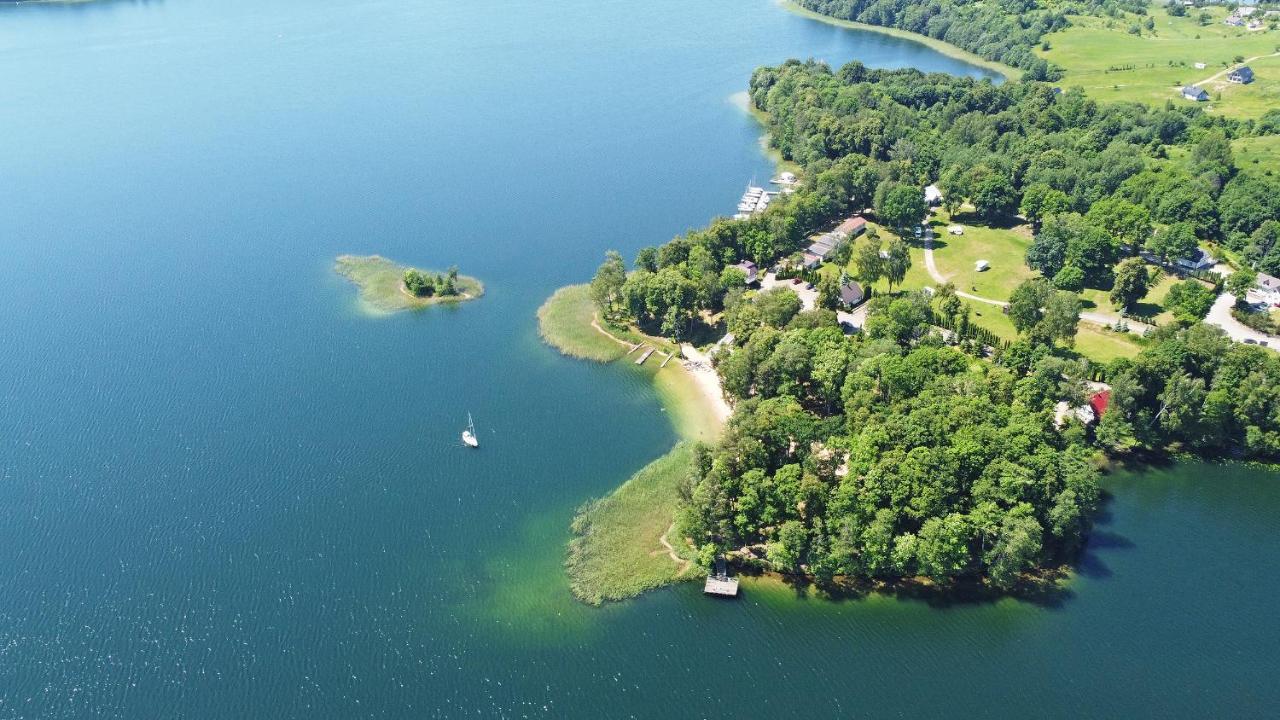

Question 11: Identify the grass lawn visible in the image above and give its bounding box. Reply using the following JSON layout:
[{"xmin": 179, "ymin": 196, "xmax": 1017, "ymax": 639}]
[
  {"xmin": 1079, "ymin": 269, "xmax": 1178, "ymax": 325},
  {"xmin": 1234, "ymin": 135, "xmax": 1280, "ymax": 179},
  {"xmin": 334, "ymin": 255, "xmax": 482, "ymax": 314},
  {"xmin": 1072, "ymin": 324, "xmax": 1147, "ymax": 363},
  {"xmin": 565, "ymin": 443, "xmax": 701, "ymax": 605},
  {"xmin": 926, "ymin": 211, "xmax": 1036, "ymax": 301},
  {"xmin": 820, "ymin": 220, "xmax": 933, "ymax": 294},
  {"xmin": 1038, "ymin": 5, "xmax": 1280, "ymax": 119}
]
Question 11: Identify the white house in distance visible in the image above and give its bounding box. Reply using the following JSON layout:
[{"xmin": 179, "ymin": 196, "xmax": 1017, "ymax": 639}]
[
  {"xmin": 1194, "ymin": 62, "xmax": 1207, "ymax": 70},
  {"xmin": 1182, "ymin": 86, "xmax": 1209, "ymax": 102},
  {"xmin": 1176, "ymin": 247, "xmax": 1216, "ymax": 271}
]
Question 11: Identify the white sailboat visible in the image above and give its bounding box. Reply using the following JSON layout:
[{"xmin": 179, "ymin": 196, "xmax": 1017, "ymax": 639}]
[{"xmin": 461, "ymin": 413, "xmax": 479, "ymax": 448}]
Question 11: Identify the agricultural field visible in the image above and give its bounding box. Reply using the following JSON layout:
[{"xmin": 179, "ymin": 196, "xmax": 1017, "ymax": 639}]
[{"xmin": 1038, "ymin": 4, "xmax": 1280, "ymax": 119}]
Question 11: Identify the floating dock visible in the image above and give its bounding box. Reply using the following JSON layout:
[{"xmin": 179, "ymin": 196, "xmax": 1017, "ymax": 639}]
[
  {"xmin": 635, "ymin": 347, "xmax": 656, "ymax": 365},
  {"xmin": 704, "ymin": 575, "xmax": 739, "ymax": 597},
  {"xmin": 659, "ymin": 352, "xmax": 672, "ymax": 368}
]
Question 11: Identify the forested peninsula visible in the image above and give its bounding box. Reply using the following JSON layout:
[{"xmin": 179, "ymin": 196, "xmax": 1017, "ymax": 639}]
[{"xmin": 563, "ymin": 31, "xmax": 1280, "ymax": 598}]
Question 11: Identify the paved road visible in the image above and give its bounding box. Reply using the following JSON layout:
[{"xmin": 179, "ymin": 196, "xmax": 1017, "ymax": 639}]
[
  {"xmin": 1205, "ymin": 292, "xmax": 1280, "ymax": 350},
  {"xmin": 921, "ymin": 228, "xmax": 1151, "ymax": 334}
]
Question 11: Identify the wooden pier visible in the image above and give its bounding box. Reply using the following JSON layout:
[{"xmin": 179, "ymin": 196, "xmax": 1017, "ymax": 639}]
[
  {"xmin": 635, "ymin": 347, "xmax": 656, "ymax": 365},
  {"xmin": 703, "ymin": 575, "xmax": 739, "ymax": 597},
  {"xmin": 703, "ymin": 557, "xmax": 739, "ymax": 597},
  {"xmin": 659, "ymin": 352, "xmax": 673, "ymax": 368}
]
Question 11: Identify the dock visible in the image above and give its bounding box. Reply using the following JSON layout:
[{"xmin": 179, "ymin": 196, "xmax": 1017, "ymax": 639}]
[
  {"xmin": 703, "ymin": 557, "xmax": 739, "ymax": 597},
  {"xmin": 704, "ymin": 574, "xmax": 739, "ymax": 597},
  {"xmin": 659, "ymin": 352, "xmax": 673, "ymax": 368},
  {"xmin": 635, "ymin": 347, "xmax": 656, "ymax": 365}
]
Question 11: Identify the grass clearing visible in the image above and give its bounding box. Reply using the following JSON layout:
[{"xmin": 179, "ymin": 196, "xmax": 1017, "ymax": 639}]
[
  {"xmin": 1072, "ymin": 323, "xmax": 1147, "ymax": 363},
  {"xmin": 334, "ymin": 255, "xmax": 482, "ymax": 314},
  {"xmin": 565, "ymin": 443, "xmax": 701, "ymax": 605},
  {"xmin": 1038, "ymin": 6, "xmax": 1280, "ymax": 119},
  {"xmin": 1079, "ymin": 269, "xmax": 1178, "ymax": 325},
  {"xmin": 927, "ymin": 212, "xmax": 1036, "ymax": 301},
  {"xmin": 537, "ymin": 285, "xmax": 628, "ymax": 362},
  {"xmin": 1235, "ymin": 135, "xmax": 1280, "ymax": 179}
]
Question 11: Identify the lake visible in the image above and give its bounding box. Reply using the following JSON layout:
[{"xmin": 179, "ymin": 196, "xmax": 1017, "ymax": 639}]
[{"xmin": 0, "ymin": 0, "xmax": 1277, "ymax": 717}]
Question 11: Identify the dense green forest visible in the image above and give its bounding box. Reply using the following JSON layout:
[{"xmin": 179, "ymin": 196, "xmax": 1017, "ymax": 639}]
[
  {"xmin": 795, "ymin": 0, "xmax": 1150, "ymax": 79},
  {"xmin": 585, "ymin": 61, "xmax": 1280, "ymax": 588}
]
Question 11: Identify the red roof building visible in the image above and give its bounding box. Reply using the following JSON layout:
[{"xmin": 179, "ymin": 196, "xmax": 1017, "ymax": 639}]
[{"xmin": 1089, "ymin": 390, "xmax": 1110, "ymax": 418}]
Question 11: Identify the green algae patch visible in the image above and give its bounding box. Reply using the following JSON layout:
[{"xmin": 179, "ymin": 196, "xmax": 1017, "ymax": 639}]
[
  {"xmin": 566, "ymin": 443, "xmax": 703, "ymax": 605},
  {"xmin": 334, "ymin": 254, "xmax": 482, "ymax": 314}
]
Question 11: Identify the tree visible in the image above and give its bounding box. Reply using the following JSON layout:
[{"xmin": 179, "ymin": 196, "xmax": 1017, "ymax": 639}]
[
  {"xmin": 767, "ymin": 520, "xmax": 808, "ymax": 572},
  {"xmin": 634, "ymin": 246, "xmax": 659, "ymax": 272},
  {"xmin": 589, "ymin": 250, "xmax": 627, "ymax": 314},
  {"xmin": 1020, "ymin": 183, "xmax": 1071, "ymax": 228},
  {"xmin": 854, "ymin": 237, "xmax": 885, "ymax": 286},
  {"xmin": 1052, "ymin": 265, "xmax": 1085, "ymax": 292},
  {"xmin": 884, "ymin": 238, "xmax": 911, "ymax": 292},
  {"xmin": 756, "ymin": 287, "xmax": 803, "ymax": 328},
  {"xmin": 1008, "ymin": 278, "xmax": 1080, "ymax": 345},
  {"xmin": 875, "ymin": 183, "xmax": 927, "ymax": 231},
  {"xmin": 817, "ymin": 274, "xmax": 841, "ymax": 310},
  {"xmin": 1146, "ymin": 222, "xmax": 1199, "ymax": 265},
  {"xmin": 1225, "ymin": 268, "xmax": 1257, "ymax": 302},
  {"xmin": 985, "ymin": 508, "xmax": 1043, "ymax": 590},
  {"xmin": 1164, "ymin": 279, "xmax": 1216, "ymax": 324},
  {"xmin": 1110, "ymin": 258, "xmax": 1151, "ymax": 310},
  {"xmin": 916, "ymin": 513, "xmax": 972, "ymax": 582},
  {"xmin": 1086, "ymin": 197, "xmax": 1152, "ymax": 251},
  {"xmin": 1190, "ymin": 129, "xmax": 1235, "ymax": 189},
  {"xmin": 403, "ymin": 268, "xmax": 434, "ymax": 297},
  {"xmin": 971, "ymin": 172, "xmax": 1018, "ymax": 221}
]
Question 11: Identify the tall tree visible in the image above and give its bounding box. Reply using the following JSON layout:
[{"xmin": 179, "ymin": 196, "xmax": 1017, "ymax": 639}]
[
  {"xmin": 1110, "ymin": 258, "xmax": 1151, "ymax": 311},
  {"xmin": 589, "ymin": 250, "xmax": 627, "ymax": 315},
  {"xmin": 884, "ymin": 237, "xmax": 911, "ymax": 292}
]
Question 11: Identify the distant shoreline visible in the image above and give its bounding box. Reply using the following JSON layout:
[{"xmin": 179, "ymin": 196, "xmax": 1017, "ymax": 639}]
[{"xmin": 779, "ymin": 1, "xmax": 1021, "ymax": 81}]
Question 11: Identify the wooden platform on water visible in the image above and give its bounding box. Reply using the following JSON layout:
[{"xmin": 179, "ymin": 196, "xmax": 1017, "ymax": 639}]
[
  {"xmin": 703, "ymin": 575, "xmax": 739, "ymax": 597},
  {"xmin": 634, "ymin": 347, "xmax": 655, "ymax": 365}
]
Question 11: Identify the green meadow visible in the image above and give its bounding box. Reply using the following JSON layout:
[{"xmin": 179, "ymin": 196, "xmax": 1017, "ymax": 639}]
[{"xmin": 1038, "ymin": 4, "xmax": 1280, "ymax": 119}]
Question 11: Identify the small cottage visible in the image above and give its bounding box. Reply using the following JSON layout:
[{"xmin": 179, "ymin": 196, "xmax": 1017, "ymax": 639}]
[
  {"xmin": 838, "ymin": 280, "xmax": 865, "ymax": 308},
  {"xmin": 731, "ymin": 260, "xmax": 758, "ymax": 284},
  {"xmin": 1228, "ymin": 66, "xmax": 1255, "ymax": 84},
  {"xmin": 1182, "ymin": 86, "xmax": 1209, "ymax": 102}
]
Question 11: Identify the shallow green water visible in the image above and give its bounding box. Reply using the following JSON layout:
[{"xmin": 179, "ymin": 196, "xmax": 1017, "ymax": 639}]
[{"xmin": 0, "ymin": 1, "xmax": 1276, "ymax": 717}]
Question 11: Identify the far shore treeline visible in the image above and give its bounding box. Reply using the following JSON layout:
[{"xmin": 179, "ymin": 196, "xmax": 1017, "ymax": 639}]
[{"xmin": 583, "ymin": 57, "xmax": 1280, "ymax": 592}]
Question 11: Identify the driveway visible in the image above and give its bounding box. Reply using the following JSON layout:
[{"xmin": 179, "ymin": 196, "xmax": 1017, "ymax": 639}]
[{"xmin": 1205, "ymin": 293, "xmax": 1280, "ymax": 350}]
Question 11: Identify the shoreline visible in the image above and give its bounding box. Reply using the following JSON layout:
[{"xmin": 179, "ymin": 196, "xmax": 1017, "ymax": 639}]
[
  {"xmin": 335, "ymin": 254, "xmax": 483, "ymax": 315},
  {"xmin": 778, "ymin": 1, "xmax": 1021, "ymax": 81},
  {"xmin": 538, "ymin": 285, "xmax": 728, "ymax": 603}
]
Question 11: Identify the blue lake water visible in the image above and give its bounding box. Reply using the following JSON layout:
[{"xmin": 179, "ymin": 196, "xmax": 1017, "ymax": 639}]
[{"xmin": 1, "ymin": 0, "xmax": 1277, "ymax": 717}]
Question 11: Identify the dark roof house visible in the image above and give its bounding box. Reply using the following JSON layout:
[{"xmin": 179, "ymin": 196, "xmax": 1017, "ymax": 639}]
[
  {"xmin": 1181, "ymin": 86, "xmax": 1209, "ymax": 101},
  {"xmin": 838, "ymin": 281, "xmax": 864, "ymax": 308},
  {"xmin": 1228, "ymin": 66, "xmax": 1255, "ymax": 84}
]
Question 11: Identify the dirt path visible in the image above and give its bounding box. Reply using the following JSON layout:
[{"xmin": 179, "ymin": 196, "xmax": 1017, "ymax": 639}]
[
  {"xmin": 656, "ymin": 522, "xmax": 692, "ymax": 577},
  {"xmin": 589, "ymin": 313, "xmax": 635, "ymax": 349},
  {"xmin": 1190, "ymin": 52, "xmax": 1279, "ymax": 88}
]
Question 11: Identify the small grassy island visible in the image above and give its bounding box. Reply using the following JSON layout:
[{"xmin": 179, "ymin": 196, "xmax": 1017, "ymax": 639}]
[{"xmin": 334, "ymin": 255, "xmax": 482, "ymax": 314}]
